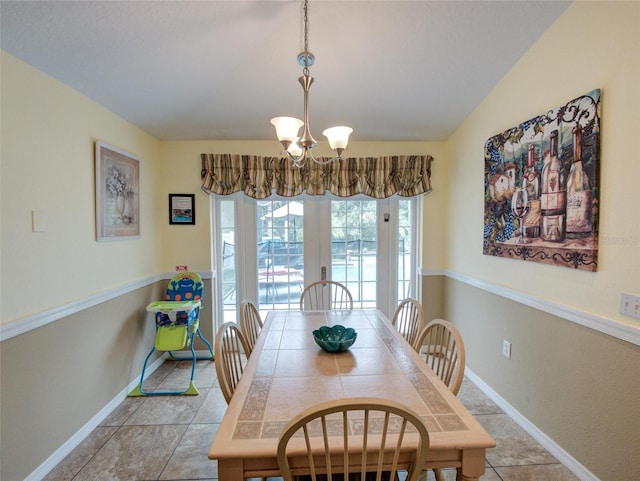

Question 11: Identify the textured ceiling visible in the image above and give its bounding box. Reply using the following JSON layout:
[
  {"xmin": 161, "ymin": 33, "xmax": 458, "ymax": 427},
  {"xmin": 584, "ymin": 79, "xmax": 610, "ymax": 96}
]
[{"xmin": 1, "ymin": 0, "xmax": 572, "ymax": 142}]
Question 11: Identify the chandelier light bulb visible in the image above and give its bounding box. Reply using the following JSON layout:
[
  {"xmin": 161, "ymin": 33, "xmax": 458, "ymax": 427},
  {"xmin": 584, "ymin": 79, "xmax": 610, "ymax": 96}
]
[
  {"xmin": 287, "ymin": 138, "xmax": 303, "ymax": 157},
  {"xmin": 270, "ymin": 117, "xmax": 304, "ymax": 144},
  {"xmin": 323, "ymin": 126, "xmax": 353, "ymax": 151}
]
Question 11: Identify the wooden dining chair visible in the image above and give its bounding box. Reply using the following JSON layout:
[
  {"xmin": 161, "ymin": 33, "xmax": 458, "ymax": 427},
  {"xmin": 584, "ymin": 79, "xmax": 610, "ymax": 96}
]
[
  {"xmin": 214, "ymin": 322, "xmax": 251, "ymax": 404},
  {"xmin": 300, "ymin": 280, "xmax": 353, "ymax": 311},
  {"xmin": 390, "ymin": 298, "xmax": 424, "ymax": 349},
  {"xmin": 277, "ymin": 397, "xmax": 430, "ymax": 481},
  {"xmin": 239, "ymin": 299, "xmax": 263, "ymax": 356},
  {"xmin": 413, "ymin": 319, "xmax": 466, "ymax": 481},
  {"xmin": 413, "ymin": 319, "xmax": 466, "ymax": 395}
]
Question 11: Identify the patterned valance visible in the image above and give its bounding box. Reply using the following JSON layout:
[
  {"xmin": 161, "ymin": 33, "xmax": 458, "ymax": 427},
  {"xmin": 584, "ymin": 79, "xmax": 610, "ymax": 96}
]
[{"xmin": 200, "ymin": 154, "xmax": 433, "ymax": 199}]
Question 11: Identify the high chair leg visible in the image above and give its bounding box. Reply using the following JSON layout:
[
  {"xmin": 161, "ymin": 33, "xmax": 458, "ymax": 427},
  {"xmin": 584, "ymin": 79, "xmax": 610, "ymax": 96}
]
[{"xmin": 195, "ymin": 327, "xmax": 215, "ymax": 360}]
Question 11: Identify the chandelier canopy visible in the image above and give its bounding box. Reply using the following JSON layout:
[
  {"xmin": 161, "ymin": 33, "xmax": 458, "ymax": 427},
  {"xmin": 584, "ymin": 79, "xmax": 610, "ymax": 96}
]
[{"xmin": 270, "ymin": 0, "xmax": 352, "ymax": 168}]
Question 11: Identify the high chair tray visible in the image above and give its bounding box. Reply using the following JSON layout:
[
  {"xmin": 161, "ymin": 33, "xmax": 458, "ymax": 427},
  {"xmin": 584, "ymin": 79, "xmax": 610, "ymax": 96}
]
[{"xmin": 146, "ymin": 300, "xmax": 201, "ymax": 313}]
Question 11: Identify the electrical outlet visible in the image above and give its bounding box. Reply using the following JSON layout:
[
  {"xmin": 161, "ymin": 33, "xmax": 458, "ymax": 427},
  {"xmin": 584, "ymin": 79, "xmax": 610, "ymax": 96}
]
[
  {"xmin": 620, "ymin": 293, "xmax": 640, "ymax": 319},
  {"xmin": 502, "ymin": 340, "xmax": 511, "ymax": 359}
]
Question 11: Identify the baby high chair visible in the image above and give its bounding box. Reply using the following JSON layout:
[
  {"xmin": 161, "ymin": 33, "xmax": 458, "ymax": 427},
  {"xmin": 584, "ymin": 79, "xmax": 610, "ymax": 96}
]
[{"xmin": 128, "ymin": 271, "xmax": 214, "ymax": 396}]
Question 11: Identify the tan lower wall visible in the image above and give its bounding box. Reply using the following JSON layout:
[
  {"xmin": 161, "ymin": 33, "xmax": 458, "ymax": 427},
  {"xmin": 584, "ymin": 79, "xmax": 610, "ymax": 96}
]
[
  {"xmin": 0, "ymin": 281, "xmax": 170, "ymax": 481},
  {"xmin": 5, "ymin": 273, "xmax": 638, "ymax": 481},
  {"xmin": 195, "ymin": 280, "xmax": 215, "ymax": 350},
  {"xmin": 441, "ymin": 276, "xmax": 640, "ymax": 481},
  {"xmin": 420, "ymin": 274, "xmax": 445, "ymax": 324}
]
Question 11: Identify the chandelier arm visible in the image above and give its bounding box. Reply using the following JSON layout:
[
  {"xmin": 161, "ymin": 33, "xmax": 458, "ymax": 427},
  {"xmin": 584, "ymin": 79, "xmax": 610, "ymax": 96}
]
[
  {"xmin": 300, "ymin": 145, "xmax": 345, "ymax": 166},
  {"xmin": 311, "ymin": 153, "xmax": 345, "ymax": 166},
  {"xmin": 306, "ymin": 147, "xmax": 319, "ymax": 163}
]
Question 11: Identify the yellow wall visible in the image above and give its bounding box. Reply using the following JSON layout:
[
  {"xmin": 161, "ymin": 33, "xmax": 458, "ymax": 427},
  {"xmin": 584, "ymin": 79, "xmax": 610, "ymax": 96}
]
[
  {"xmin": 1, "ymin": 51, "xmax": 163, "ymax": 325},
  {"xmin": 158, "ymin": 140, "xmax": 449, "ymax": 273},
  {"xmin": 2, "ymin": 1, "xmax": 639, "ymax": 480},
  {"xmin": 0, "ymin": 51, "xmax": 448, "ymax": 325},
  {"xmin": 446, "ymin": 1, "xmax": 640, "ymax": 324},
  {"xmin": 0, "ymin": 53, "xmax": 446, "ymax": 479},
  {"xmin": 0, "ymin": 51, "xmax": 167, "ymax": 480},
  {"xmin": 443, "ymin": 2, "xmax": 640, "ymax": 479}
]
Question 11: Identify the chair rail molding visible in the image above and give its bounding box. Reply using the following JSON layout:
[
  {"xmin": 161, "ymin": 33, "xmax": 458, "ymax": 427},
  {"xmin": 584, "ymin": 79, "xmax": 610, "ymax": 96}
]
[
  {"xmin": 420, "ymin": 268, "xmax": 640, "ymax": 347},
  {"xmin": 0, "ymin": 271, "xmax": 214, "ymax": 342}
]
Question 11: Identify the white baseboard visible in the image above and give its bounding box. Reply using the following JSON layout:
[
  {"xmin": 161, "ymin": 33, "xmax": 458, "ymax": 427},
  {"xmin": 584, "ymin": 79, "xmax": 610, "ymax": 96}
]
[
  {"xmin": 24, "ymin": 355, "xmax": 166, "ymax": 481},
  {"xmin": 464, "ymin": 368, "xmax": 600, "ymax": 481}
]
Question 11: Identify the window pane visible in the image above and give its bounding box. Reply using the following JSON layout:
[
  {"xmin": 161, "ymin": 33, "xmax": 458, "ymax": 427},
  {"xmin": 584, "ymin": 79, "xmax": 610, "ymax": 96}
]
[
  {"xmin": 332, "ymin": 200, "xmax": 377, "ymax": 309},
  {"xmin": 257, "ymin": 200, "xmax": 304, "ymax": 310},
  {"xmin": 398, "ymin": 199, "xmax": 412, "ymax": 300},
  {"xmin": 220, "ymin": 200, "xmax": 237, "ymax": 323}
]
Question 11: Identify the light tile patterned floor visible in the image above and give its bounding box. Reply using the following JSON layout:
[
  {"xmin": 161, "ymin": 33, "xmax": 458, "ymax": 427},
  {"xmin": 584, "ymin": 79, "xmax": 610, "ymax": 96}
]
[{"xmin": 43, "ymin": 360, "xmax": 581, "ymax": 481}]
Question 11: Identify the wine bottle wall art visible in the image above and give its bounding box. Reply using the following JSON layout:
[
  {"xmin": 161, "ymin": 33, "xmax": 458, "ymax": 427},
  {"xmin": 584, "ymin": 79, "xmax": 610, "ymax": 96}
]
[{"xmin": 483, "ymin": 89, "xmax": 600, "ymax": 271}]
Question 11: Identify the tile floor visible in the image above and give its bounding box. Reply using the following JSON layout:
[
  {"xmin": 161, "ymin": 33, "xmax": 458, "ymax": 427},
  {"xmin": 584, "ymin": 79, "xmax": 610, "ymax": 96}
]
[{"xmin": 43, "ymin": 359, "xmax": 581, "ymax": 481}]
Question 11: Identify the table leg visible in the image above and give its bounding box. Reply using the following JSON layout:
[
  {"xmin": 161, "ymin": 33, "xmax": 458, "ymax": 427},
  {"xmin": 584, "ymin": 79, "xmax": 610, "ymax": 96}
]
[
  {"xmin": 456, "ymin": 449, "xmax": 486, "ymax": 481},
  {"xmin": 217, "ymin": 458, "xmax": 244, "ymax": 481}
]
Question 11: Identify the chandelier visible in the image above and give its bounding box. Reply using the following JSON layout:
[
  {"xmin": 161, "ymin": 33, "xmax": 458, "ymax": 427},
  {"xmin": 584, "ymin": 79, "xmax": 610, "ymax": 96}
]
[{"xmin": 270, "ymin": 0, "xmax": 352, "ymax": 168}]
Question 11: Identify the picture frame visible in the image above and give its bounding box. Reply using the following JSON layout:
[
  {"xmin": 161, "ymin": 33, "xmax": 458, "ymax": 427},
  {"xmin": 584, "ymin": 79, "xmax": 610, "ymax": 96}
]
[
  {"xmin": 95, "ymin": 142, "xmax": 140, "ymax": 241},
  {"xmin": 483, "ymin": 89, "xmax": 600, "ymax": 271},
  {"xmin": 169, "ymin": 193, "xmax": 196, "ymax": 225}
]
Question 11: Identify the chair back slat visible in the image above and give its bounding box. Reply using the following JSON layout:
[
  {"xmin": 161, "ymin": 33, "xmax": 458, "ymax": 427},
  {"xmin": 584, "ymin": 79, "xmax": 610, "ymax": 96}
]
[
  {"xmin": 414, "ymin": 319, "xmax": 466, "ymax": 395},
  {"xmin": 300, "ymin": 280, "xmax": 353, "ymax": 311},
  {"xmin": 239, "ymin": 300, "xmax": 263, "ymax": 355},
  {"xmin": 277, "ymin": 397, "xmax": 430, "ymax": 481},
  {"xmin": 214, "ymin": 322, "xmax": 250, "ymax": 404},
  {"xmin": 391, "ymin": 298, "xmax": 424, "ymax": 348}
]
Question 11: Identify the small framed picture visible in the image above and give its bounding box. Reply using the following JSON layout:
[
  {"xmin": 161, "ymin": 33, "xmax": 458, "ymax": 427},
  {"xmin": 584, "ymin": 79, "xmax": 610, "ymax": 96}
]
[{"xmin": 169, "ymin": 194, "xmax": 195, "ymax": 225}]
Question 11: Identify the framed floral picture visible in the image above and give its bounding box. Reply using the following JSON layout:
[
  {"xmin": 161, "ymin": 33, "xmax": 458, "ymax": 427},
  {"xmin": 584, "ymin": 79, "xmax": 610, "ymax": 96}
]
[{"xmin": 95, "ymin": 142, "xmax": 140, "ymax": 241}]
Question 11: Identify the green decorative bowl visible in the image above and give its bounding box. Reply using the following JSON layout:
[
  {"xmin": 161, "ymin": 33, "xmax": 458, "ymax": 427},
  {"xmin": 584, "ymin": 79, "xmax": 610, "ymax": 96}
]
[{"xmin": 313, "ymin": 325, "xmax": 357, "ymax": 352}]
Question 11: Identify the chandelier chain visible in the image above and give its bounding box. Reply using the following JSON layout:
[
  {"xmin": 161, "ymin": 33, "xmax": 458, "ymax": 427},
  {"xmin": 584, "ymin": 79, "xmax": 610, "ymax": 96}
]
[{"xmin": 303, "ymin": 0, "xmax": 309, "ymax": 67}]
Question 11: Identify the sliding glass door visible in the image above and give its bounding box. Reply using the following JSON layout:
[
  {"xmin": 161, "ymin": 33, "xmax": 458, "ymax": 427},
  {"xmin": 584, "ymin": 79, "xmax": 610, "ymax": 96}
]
[{"xmin": 213, "ymin": 195, "xmax": 416, "ymax": 325}]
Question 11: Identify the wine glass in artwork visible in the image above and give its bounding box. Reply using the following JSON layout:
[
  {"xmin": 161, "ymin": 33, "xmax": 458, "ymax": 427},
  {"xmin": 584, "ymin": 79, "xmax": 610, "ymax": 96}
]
[{"xmin": 511, "ymin": 187, "xmax": 529, "ymax": 244}]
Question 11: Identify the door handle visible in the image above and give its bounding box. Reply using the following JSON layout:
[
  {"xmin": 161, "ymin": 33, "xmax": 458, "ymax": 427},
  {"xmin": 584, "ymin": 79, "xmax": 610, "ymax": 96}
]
[{"xmin": 321, "ymin": 266, "xmax": 327, "ymax": 280}]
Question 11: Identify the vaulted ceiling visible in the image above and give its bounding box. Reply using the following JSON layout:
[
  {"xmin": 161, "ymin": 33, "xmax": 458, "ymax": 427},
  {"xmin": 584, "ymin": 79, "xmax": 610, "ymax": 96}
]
[{"xmin": 1, "ymin": 0, "xmax": 572, "ymax": 142}]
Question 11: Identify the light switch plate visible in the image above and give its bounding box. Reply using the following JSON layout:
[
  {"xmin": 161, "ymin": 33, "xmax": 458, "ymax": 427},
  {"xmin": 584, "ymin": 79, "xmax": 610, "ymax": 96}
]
[
  {"xmin": 502, "ymin": 340, "xmax": 511, "ymax": 359},
  {"xmin": 32, "ymin": 210, "xmax": 46, "ymax": 232}
]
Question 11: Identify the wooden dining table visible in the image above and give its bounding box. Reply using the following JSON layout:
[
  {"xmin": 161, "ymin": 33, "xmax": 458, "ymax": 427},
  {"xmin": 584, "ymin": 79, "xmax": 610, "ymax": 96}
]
[{"xmin": 208, "ymin": 309, "xmax": 495, "ymax": 481}]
